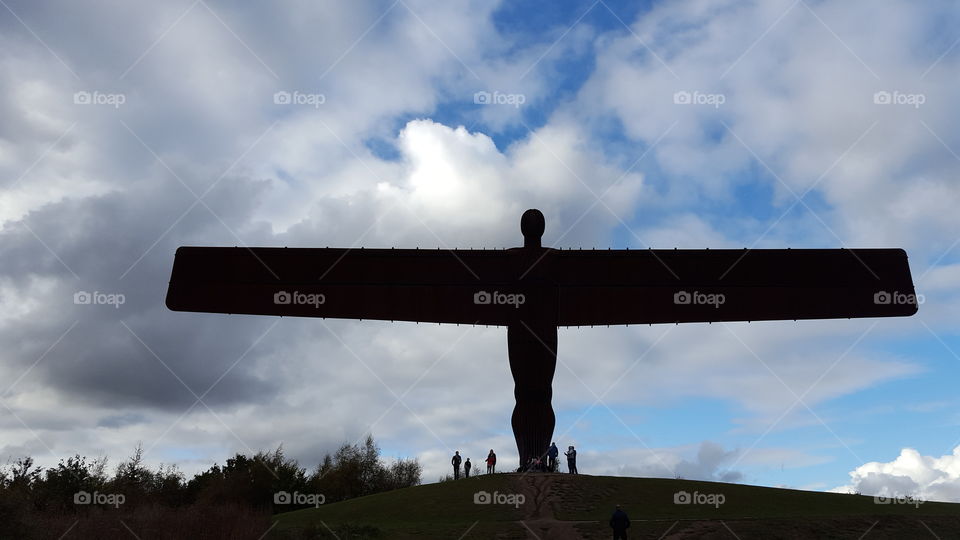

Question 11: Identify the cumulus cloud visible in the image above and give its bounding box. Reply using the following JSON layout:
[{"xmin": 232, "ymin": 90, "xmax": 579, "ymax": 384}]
[
  {"xmin": 832, "ymin": 446, "xmax": 960, "ymax": 502},
  {"xmin": 275, "ymin": 117, "xmax": 645, "ymax": 248}
]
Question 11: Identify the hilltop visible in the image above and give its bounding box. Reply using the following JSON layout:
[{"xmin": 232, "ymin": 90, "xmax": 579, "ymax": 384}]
[{"xmin": 272, "ymin": 473, "xmax": 960, "ymax": 539}]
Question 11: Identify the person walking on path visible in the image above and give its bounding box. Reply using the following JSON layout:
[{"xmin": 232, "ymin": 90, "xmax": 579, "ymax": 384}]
[
  {"xmin": 610, "ymin": 504, "xmax": 630, "ymax": 539},
  {"xmin": 564, "ymin": 445, "xmax": 578, "ymax": 474},
  {"xmin": 486, "ymin": 449, "xmax": 496, "ymax": 474},
  {"xmin": 452, "ymin": 451, "xmax": 462, "ymax": 479}
]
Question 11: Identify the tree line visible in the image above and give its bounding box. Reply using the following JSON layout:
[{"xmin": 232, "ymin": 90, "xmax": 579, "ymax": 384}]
[{"xmin": 0, "ymin": 435, "xmax": 419, "ymax": 539}]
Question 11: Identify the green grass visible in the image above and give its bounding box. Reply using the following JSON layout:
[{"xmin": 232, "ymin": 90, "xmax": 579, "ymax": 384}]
[
  {"xmin": 272, "ymin": 473, "xmax": 960, "ymax": 539},
  {"xmin": 553, "ymin": 475, "xmax": 960, "ymax": 521},
  {"xmin": 272, "ymin": 474, "xmax": 526, "ymax": 539}
]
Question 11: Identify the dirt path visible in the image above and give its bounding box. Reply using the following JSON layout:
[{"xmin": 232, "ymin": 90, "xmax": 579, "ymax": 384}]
[{"xmin": 513, "ymin": 473, "xmax": 595, "ymax": 540}]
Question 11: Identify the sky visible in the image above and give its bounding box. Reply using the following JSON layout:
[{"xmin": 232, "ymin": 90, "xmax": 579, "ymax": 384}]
[{"xmin": 1, "ymin": 0, "xmax": 959, "ymax": 501}]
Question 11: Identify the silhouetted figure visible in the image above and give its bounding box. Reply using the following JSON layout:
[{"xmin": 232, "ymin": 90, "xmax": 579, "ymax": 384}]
[
  {"xmin": 547, "ymin": 442, "xmax": 559, "ymax": 472},
  {"xmin": 565, "ymin": 446, "xmax": 577, "ymax": 474},
  {"xmin": 610, "ymin": 504, "xmax": 630, "ymax": 539},
  {"xmin": 506, "ymin": 210, "xmax": 561, "ymax": 468},
  {"xmin": 167, "ymin": 209, "xmax": 919, "ymax": 470},
  {"xmin": 464, "ymin": 458, "xmax": 472, "ymax": 478},
  {"xmin": 452, "ymin": 451, "xmax": 462, "ymax": 480},
  {"xmin": 486, "ymin": 449, "xmax": 496, "ymax": 474}
]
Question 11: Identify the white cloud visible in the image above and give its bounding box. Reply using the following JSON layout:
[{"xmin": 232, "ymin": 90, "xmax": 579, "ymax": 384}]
[
  {"xmin": 574, "ymin": 0, "xmax": 960, "ymax": 256},
  {"xmin": 832, "ymin": 446, "xmax": 960, "ymax": 502},
  {"xmin": 271, "ymin": 116, "xmax": 646, "ymax": 251}
]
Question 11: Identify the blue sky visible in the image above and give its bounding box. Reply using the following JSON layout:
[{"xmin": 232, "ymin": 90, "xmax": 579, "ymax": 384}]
[
  {"xmin": 366, "ymin": 1, "xmax": 960, "ymax": 494},
  {"xmin": 1, "ymin": 0, "xmax": 959, "ymax": 501}
]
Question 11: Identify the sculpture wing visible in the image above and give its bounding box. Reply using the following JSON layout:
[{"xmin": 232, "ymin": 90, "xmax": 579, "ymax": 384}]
[
  {"xmin": 166, "ymin": 246, "xmax": 524, "ymax": 325},
  {"xmin": 554, "ymin": 249, "xmax": 918, "ymax": 326}
]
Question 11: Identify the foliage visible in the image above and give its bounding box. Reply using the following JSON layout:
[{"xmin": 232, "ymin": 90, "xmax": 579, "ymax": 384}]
[{"xmin": 0, "ymin": 434, "xmax": 419, "ymax": 538}]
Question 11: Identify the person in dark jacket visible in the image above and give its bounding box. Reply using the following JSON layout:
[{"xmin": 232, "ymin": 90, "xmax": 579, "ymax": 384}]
[
  {"xmin": 547, "ymin": 442, "xmax": 559, "ymax": 472},
  {"xmin": 486, "ymin": 449, "xmax": 496, "ymax": 474},
  {"xmin": 610, "ymin": 504, "xmax": 630, "ymax": 539},
  {"xmin": 452, "ymin": 451, "xmax": 462, "ymax": 479},
  {"xmin": 564, "ymin": 445, "xmax": 578, "ymax": 474},
  {"xmin": 464, "ymin": 458, "xmax": 472, "ymax": 478}
]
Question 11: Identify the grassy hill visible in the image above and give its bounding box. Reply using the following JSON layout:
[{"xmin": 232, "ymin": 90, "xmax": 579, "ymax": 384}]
[{"xmin": 272, "ymin": 473, "xmax": 960, "ymax": 539}]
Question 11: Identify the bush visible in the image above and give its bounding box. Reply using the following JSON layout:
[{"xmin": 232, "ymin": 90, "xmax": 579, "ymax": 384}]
[
  {"xmin": 306, "ymin": 435, "xmax": 421, "ymax": 503},
  {"xmin": 0, "ymin": 433, "xmax": 419, "ymax": 538}
]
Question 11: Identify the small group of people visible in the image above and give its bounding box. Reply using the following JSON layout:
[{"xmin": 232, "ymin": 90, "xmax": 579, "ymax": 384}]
[
  {"xmin": 452, "ymin": 444, "xmax": 578, "ymax": 477},
  {"xmin": 451, "ymin": 449, "xmax": 497, "ymax": 479},
  {"xmin": 523, "ymin": 442, "xmax": 578, "ymax": 474},
  {"xmin": 450, "ymin": 449, "xmax": 626, "ymax": 537}
]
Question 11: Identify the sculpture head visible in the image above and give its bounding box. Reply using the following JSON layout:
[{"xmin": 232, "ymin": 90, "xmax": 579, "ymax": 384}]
[{"xmin": 521, "ymin": 208, "xmax": 545, "ymax": 248}]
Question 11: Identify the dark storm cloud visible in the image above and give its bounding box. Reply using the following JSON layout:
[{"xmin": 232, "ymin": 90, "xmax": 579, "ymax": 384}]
[{"xmin": 0, "ymin": 169, "xmax": 284, "ymax": 410}]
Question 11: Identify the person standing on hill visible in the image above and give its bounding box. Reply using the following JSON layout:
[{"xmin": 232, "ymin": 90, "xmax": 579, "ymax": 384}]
[
  {"xmin": 486, "ymin": 449, "xmax": 496, "ymax": 474},
  {"xmin": 452, "ymin": 451, "xmax": 462, "ymax": 479},
  {"xmin": 547, "ymin": 442, "xmax": 559, "ymax": 472},
  {"xmin": 610, "ymin": 504, "xmax": 630, "ymax": 539},
  {"xmin": 564, "ymin": 445, "xmax": 578, "ymax": 474},
  {"xmin": 464, "ymin": 458, "xmax": 472, "ymax": 478}
]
